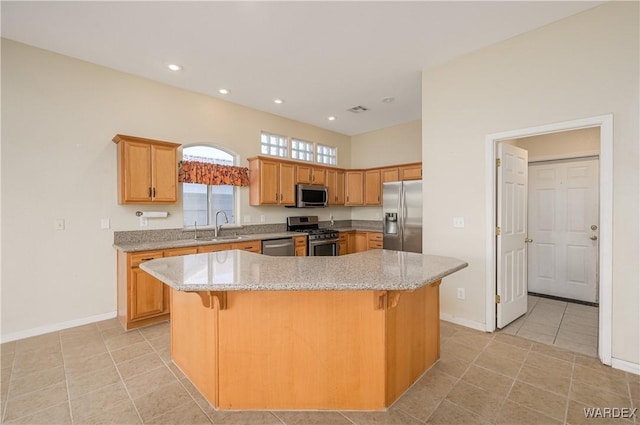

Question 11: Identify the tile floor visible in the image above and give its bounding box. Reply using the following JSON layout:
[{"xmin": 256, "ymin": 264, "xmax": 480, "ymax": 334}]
[
  {"xmin": 501, "ymin": 295, "xmax": 599, "ymax": 357},
  {"xmin": 1, "ymin": 319, "xmax": 638, "ymax": 425}
]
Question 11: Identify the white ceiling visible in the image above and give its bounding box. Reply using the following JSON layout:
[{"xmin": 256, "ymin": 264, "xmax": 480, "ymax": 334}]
[{"xmin": 1, "ymin": 1, "xmax": 603, "ymax": 136}]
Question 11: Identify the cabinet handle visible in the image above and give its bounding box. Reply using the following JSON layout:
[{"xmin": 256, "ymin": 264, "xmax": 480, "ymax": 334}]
[
  {"xmin": 140, "ymin": 258, "xmax": 154, "ymax": 262},
  {"xmin": 148, "ymin": 187, "xmax": 152, "ymax": 198},
  {"xmin": 152, "ymin": 188, "xmax": 156, "ymax": 198},
  {"xmin": 276, "ymin": 192, "xmax": 278, "ymax": 201},
  {"xmin": 280, "ymin": 193, "xmax": 283, "ymax": 201}
]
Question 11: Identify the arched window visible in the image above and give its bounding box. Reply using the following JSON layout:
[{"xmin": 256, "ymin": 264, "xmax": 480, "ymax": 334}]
[{"xmin": 182, "ymin": 145, "xmax": 236, "ymax": 227}]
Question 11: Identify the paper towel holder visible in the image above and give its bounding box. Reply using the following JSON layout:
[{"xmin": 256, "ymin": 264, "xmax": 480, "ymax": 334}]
[{"xmin": 136, "ymin": 211, "xmax": 169, "ymax": 218}]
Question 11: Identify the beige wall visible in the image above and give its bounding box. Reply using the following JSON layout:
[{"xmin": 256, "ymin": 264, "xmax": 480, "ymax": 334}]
[
  {"xmin": 422, "ymin": 2, "xmax": 638, "ymax": 364},
  {"xmin": 1, "ymin": 39, "xmax": 354, "ymax": 338},
  {"xmin": 512, "ymin": 127, "xmax": 600, "ymax": 160},
  {"xmin": 350, "ymin": 120, "xmax": 421, "ymax": 169}
]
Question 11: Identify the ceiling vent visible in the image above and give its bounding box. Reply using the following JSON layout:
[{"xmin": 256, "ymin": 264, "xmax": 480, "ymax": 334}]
[{"xmin": 347, "ymin": 105, "xmax": 369, "ymax": 113}]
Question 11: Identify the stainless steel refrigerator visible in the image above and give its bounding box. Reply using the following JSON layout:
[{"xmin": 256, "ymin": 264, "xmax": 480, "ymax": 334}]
[{"xmin": 382, "ymin": 181, "xmax": 422, "ymax": 253}]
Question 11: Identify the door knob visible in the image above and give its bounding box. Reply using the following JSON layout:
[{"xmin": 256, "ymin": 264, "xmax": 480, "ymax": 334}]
[
  {"xmin": 591, "ymin": 224, "xmax": 598, "ymax": 231},
  {"xmin": 590, "ymin": 235, "xmax": 598, "ymax": 241},
  {"xmin": 524, "ymin": 238, "xmax": 533, "ymax": 243}
]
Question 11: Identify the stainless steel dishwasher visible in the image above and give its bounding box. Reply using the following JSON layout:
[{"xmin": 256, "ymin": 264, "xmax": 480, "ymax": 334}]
[{"xmin": 261, "ymin": 238, "xmax": 295, "ymax": 256}]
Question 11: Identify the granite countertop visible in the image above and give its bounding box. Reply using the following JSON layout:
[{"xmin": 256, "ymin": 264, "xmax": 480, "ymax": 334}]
[
  {"xmin": 113, "ymin": 232, "xmax": 303, "ymax": 253},
  {"xmin": 139, "ymin": 250, "xmax": 468, "ymax": 292}
]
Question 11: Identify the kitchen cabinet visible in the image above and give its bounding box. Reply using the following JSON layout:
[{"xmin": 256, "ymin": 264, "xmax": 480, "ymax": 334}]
[
  {"xmin": 399, "ymin": 164, "xmax": 422, "ymax": 181},
  {"xmin": 198, "ymin": 244, "xmax": 230, "ymax": 253},
  {"xmin": 294, "ymin": 236, "xmax": 307, "ymax": 256},
  {"xmin": 381, "ymin": 167, "xmax": 399, "ymax": 183},
  {"xmin": 232, "ymin": 240, "xmax": 262, "ymax": 253},
  {"xmin": 248, "ymin": 157, "xmax": 296, "ymax": 206},
  {"xmin": 326, "ymin": 169, "xmax": 345, "ymax": 205},
  {"xmin": 367, "ymin": 232, "xmax": 383, "ymax": 250},
  {"xmin": 338, "ymin": 232, "xmax": 348, "ymax": 255},
  {"xmin": 118, "ymin": 247, "xmax": 199, "ymax": 330},
  {"xmin": 113, "ymin": 134, "xmax": 180, "ymax": 204},
  {"xmin": 353, "ymin": 232, "xmax": 368, "ymax": 253},
  {"xmin": 297, "ymin": 165, "xmax": 326, "ymax": 186},
  {"xmin": 364, "ymin": 170, "xmax": 382, "ymax": 206},
  {"xmin": 345, "ymin": 171, "xmax": 364, "ymax": 206}
]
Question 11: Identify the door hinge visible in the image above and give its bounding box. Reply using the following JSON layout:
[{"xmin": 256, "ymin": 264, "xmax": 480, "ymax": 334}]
[
  {"xmin": 495, "ymin": 294, "xmax": 501, "ymax": 304},
  {"xmin": 496, "ymin": 158, "xmax": 501, "ymax": 167},
  {"xmin": 495, "ymin": 226, "xmax": 501, "ymax": 236}
]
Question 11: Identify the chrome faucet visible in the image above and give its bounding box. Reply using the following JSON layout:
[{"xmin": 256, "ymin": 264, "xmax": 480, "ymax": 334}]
[{"xmin": 215, "ymin": 210, "xmax": 229, "ymax": 238}]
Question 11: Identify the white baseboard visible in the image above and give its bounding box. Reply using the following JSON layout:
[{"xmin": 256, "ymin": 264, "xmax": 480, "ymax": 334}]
[
  {"xmin": 611, "ymin": 357, "xmax": 640, "ymax": 376},
  {"xmin": 1, "ymin": 311, "xmax": 117, "ymax": 343},
  {"xmin": 440, "ymin": 312, "xmax": 487, "ymax": 332}
]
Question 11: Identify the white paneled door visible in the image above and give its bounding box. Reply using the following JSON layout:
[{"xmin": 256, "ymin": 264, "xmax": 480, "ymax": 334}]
[
  {"xmin": 528, "ymin": 159, "xmax": 599, "ymax": 303},
  {"xmin": 497, "ymin": 144, "xmax": 528, "ymax": 328}
]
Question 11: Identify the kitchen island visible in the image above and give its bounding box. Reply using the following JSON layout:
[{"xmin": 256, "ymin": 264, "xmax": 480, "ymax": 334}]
[{"xmin": 141, "ymin": 249, "xmax": 467, "ymax": 411}]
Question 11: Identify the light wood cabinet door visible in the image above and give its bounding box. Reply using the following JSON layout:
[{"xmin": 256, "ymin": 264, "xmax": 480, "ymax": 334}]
[
  {"xmin": 114, "ymin": 135, "xmax": 180, "ymax": 204},
  {"xmin": 326, "ymin": 169, "xmax": 345, "ymax": 205},
  {"xmin": 258, "ymin": 159, "xmax": 280, "ymax": 205},
  {"xmin": 381, "ymin": 167, "xmax": 400, "ymax": 183},
  {"xmin": 130, "ymin": 268, "xmax": 167, "ymax": 321},
  {"xmin": 354, "ymin": 232, "xmax": 368, "ymax": 253},
  {"xmin": 364, "ymin": 170, "xmax": 382, "ymax": 206},
  {"xmin": 279, "ymin": 163, "xmax": 296, "ymax": 205},
  {"xmin": 367, "ymin": 232, "xmax": 383, "ymax": 250},
  {"xmin": 122, "ymin": 141, "xmax": 152, "ymax": 202},
  {"xmin": 399, "ymin": 164, "xmax": 422, "ymax": 181},
  {"xmin": 296, "ymin": 165, "xmax": 312, "ymax": 184},
  {"xmin": 231, "ymin": 241, "xmax": 262, "ymax": 253},
  {"xmin": 293, "ymin": 235, "xmax": 307, "ymax": 256},
  {"xmin": 345, "ymin": 171, "xmax": 364, "ymax": 205},
  {"xmin": 311, "ymin": 167, "xmax": 326, "ymax": 185},
  {"xmin": 152, "ymin": 144, "xmax": 178, "ymax": 202},
  {"xmin": 197, "ymin": 244, "xmax": 231, "ymax": 253}
]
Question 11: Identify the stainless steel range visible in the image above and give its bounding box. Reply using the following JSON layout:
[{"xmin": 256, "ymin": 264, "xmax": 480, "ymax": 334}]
[{"xmin": 287, "ymin": 216, "xmax": 339, "ymax": 256}]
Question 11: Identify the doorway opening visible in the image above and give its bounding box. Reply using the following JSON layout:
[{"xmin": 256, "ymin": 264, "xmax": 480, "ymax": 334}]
[{"xmin": 485, "ymin": 115, "xmax": 613, "ymax": 365}]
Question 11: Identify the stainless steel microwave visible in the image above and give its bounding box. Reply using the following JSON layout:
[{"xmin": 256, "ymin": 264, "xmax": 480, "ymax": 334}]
[{"xmin": 295, "ymin": 184, "xmax": 328, "ymax": 208}]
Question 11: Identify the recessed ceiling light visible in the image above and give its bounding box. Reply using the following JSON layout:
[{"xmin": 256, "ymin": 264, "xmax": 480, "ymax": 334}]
[
  {"xmin": 382, "ymin": 97, "xmax": 395, "ymax": 103},
  {"xmin": 167, "ymin": 64, "xmax": 182, "ymax": 71},
  {"xmin": 273, "ymin": 99, "xmax": 285, "ymax": 104},
  {"xmin": 328, "ymin": 116, "xmax": 337, "ymax": 121},
  {"xmin": 218, "ymin": 89, "xmax": 230, "ymax": 95}
]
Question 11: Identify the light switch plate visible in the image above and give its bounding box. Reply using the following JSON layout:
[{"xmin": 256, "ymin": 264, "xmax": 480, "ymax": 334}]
[
  {"xmin": 243, "ymin": 215, "xmax": 251, "ymax": 223},
  {"xmin": 453, "ymin": 217, "xmax": 465, "ymax": 228},
  {"xmin": 55, "ymin": 218, "xmax": 65, "ymax": 231},
  {"xmin": 101, "ymin": 218, "xmax": 110, "ymax": 229}
]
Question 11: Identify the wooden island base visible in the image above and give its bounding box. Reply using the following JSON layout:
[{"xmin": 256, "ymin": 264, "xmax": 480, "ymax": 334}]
[{"xmin": 170, "ymin": 281, "xmax": 441, "ymax": 411}]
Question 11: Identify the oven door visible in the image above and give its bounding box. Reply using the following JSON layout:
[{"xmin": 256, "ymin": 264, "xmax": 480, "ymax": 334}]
[{"xmin": 308, "ymin": 239, "xmax": 338, "ymax": 256}]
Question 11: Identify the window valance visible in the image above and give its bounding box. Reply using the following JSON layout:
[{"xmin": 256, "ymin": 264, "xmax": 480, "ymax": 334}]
[{"xmin": 178, "ymin": 161, "xmax": 250, "ymax": 186}]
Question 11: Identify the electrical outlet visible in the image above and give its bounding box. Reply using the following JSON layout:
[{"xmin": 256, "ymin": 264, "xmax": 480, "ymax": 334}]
[
  {"xmin": 456, "ymin": 288, "xmax": 465, "ymax": 300},
  {"xmin": 453, "ymin": 217, "xmax": 465, "ymax": 228},
  {"xmin": 101, "ymin": 218, "xmax": 110, "ymax": 229},
  {"xmin": 260, "ymin": 215, "xmax": 266, "ymax": 223},
  {"xmin": 55, "ymin": 218, "xmax": 65, "ymax": 231},
  {"xmin": 139, "ymin": 217, "xmax": 148, "ymax": 227},
  {"xmin": 243, "ymin": 215, "xmax": 251, "ymax": 223}
]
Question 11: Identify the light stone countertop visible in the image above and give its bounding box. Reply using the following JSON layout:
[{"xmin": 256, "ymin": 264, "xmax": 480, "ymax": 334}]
[
  {"xmin": 139, "ymin": 249, "xmax": 468, "ymax": 292},
  {"xmin": 113, "ymin": 232, "xmax": 303, "ymax": 253}
]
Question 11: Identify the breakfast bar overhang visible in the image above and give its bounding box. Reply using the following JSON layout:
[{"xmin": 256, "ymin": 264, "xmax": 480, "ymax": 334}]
[{"xmin": 140, "ymin": 250, "xmax": 467, "ymax": 411}]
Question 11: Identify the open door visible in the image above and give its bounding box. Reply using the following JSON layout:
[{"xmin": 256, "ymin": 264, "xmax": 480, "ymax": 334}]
[{"xmin": 496, "ymin": 143, "xmax": 529, "ymax": 328}]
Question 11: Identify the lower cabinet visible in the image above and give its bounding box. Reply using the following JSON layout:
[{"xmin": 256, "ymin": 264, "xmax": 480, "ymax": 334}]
[
  {"xmin": 294, "ymin": 236, "xmax": 307, "ymax": 256},
  {"xmin": 339, "ymin": 231, "xmax": 382, "ymax": 254}
]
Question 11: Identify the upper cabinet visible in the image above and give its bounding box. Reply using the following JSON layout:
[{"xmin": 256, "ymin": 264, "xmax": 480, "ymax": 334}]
[
  {"xmin": 248, "ymin": 157, "xmax": 296, "ymax": 206},
  {"xmin": 381, "ymin": 167, "xmax": 399, "ymax": 183},
  {"xmin": 364, "ymin": 170, "xmax": 381, "ymax": 206},
  {"xmin": 297, "ymin": 165, "xmax": 326, "ymax": 186},
  {"xmin": 113, "ymin": 134, "xmax": 180, "ymax": 204},
  {"xmin": 345, "ymin": 171, "xmax": 364, "ymax": 206},
  {"xmin": 326, "ymin": 169, "xmax": 345, "ymax": 205},
  {"xmin": 399, "ymin": 164, "xmax": 422, "ymax": 181}
]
